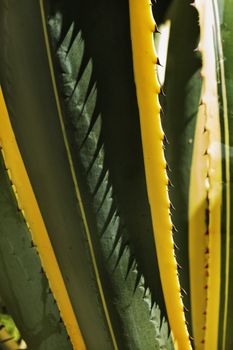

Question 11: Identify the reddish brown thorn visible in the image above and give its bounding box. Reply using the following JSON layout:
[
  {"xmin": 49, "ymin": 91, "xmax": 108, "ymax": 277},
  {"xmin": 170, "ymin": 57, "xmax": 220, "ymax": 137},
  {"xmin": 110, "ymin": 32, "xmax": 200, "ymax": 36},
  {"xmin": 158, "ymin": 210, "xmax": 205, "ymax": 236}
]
[
  {"xmin": 156, "ymin": 57, "xmax": 162, "ymax": 66},
  {"xmin": 163, "ymin": 134, "xmax": 169, "ymax": 144},
  {"xmin": 154, "ymin": 24, "xmax": 161, "ymax": 34},
  {"xmin": 170, "ymin": 202, "xmax": 175, "ymax": 211},
  {"xmin": 160, "ymin": 87, "xmax": 166, "ymax": 96},
  {"xmin": 177, "ymin": 263, "xmax": 182, "ymax": 270},
  {"xmin": 160, "ymin": 105, "xmax": 165, "ymax": 116},
  {"xmin": 184, "ymin": 305, "xmax": 189, "ymax": 312},
  {"xmin": 168, "ymin": 179, "xmax": 174, "ymax": 188}
]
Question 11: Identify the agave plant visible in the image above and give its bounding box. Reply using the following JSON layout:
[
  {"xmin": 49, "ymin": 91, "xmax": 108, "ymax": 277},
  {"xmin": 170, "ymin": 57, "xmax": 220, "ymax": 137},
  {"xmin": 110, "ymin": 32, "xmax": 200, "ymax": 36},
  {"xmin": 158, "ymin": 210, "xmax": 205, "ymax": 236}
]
[{"xmin": 0, "ymin": 0, "xmax": 232, "ymax": 349}]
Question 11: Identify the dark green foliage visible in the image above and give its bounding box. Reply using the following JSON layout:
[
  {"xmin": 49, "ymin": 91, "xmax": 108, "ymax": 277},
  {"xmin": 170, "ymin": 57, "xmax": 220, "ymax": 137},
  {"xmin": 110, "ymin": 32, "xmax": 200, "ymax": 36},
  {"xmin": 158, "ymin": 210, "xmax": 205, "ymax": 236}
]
[
  {"xmin": 47, "ymin": 4, "xmax": 173, "ymax": 349},
  {"xmin": 0, "ymin": 0, "xmax": 215, "ymax": 347},
  {"xmin": 212, "ymin": 1, "xmax": 233, "ymax": 347},
  {"xmin": 152, "ymin": 0, "xmax": 173, "ymax": 25},
  {"xmin": 0, "ymin": 153, "xmax": 72, "ymax": 350},
  {"xmin": 0, "ymin": 0, "xmax": 174, "ymax": 348},
  {"xmin": 160, "ymin": 0, "xmax": 202, "ymax": 336},
  {"xmin": 48, "ymin": 0, "xmax": 167, "ymax": 315}
]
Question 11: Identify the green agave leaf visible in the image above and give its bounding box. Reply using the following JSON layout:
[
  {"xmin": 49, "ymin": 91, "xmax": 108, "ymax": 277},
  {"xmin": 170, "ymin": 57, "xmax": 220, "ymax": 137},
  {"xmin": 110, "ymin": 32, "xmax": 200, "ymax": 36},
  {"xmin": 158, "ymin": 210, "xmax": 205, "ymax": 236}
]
[
  {"xmin": 194, "ymin": 0, "xmax": 233, "ymax": 349},
  {"xmin": 216, "ymin": 1, "xmax": 233, "ymax": 348},
  {"xmin": 129, "ymin": 0, "xmax": 191, "ymax": 348},
  {"xmin": 46, "ymin": 3, "xmax": 173, "ymax": 349},
  {"xmin": 188, "ymin": 1, "xmax": 222, "ymax": 348},
  {"xmin": 52, "ymin": 0, "xmax": 168, "ymax": 318},
  {"xmin": 0, "ymin": 152, "xmax": 72, "ymax": 349},
  {"xmin": 0, "ymin": 0, "xmax": 173, "ymax": 349},
  {"xmin": 152, "ymin": 0, "xmax": 173, "ymax": 25},
  {"xmin": 161, "ymin": 0, "xmax": 202, "ymax": 339}
]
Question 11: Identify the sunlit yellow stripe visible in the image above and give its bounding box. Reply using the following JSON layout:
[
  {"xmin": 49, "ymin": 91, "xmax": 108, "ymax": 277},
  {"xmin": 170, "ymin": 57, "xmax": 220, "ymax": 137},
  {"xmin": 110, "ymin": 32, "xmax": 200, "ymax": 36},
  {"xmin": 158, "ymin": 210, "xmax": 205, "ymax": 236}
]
[
  {"xmin": 39, "ymin": 1, "xmax": 118, "ymax": 349},
  {"xmin": 0, "ymin": 87, "xmax": 86, "ymax": 350},
  {"xmin": 189, "ymin": 102, "xmax": 209, "ymax": 349},
  {"xmin": 193, "ymin": 1, "xmax": 222, "ymax": 349},
  {"xmin": 211, "ymin": 0, "xmax": 231, "ymax": 347},
  {"xmin": 128, "ymin": 1, "xmax": 191, "ymax": 349}
]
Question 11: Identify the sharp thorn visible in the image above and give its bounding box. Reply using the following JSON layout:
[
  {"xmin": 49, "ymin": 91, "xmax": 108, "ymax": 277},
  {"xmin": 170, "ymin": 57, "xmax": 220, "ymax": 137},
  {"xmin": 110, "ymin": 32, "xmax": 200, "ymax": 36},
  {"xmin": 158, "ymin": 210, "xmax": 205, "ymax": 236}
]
[{"xmin": 156, "ymin": 57, "xmax": 162, "ymax": 67}]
